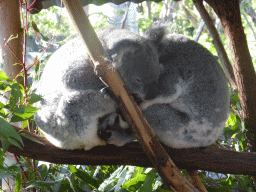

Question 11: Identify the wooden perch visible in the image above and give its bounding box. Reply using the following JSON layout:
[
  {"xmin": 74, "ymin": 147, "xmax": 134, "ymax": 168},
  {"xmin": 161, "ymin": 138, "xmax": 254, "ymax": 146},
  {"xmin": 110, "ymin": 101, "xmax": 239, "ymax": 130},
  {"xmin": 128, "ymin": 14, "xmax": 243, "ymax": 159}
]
[
  {"xmin": 5, "ymin": 126, "xmax": 256, "ymax": 176},
  {"xmin": 62, "ymin": 0, "xmax": 198, "ymax": 191}
]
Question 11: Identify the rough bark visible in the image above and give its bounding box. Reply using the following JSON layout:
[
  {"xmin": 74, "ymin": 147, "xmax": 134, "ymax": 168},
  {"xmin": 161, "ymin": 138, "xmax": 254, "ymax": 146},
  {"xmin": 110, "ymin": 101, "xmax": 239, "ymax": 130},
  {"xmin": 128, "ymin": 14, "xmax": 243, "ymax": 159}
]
[
  {"xmin": 204, "ymin": 0, "xmax": 256, "ymax": 151},
  {"xmin": 0, "ymin": 0, "xmax": 23, "ymax": 80},
  {"xmin": 4, "ymin": 126, "xmax": 256, "ymax": 176}
]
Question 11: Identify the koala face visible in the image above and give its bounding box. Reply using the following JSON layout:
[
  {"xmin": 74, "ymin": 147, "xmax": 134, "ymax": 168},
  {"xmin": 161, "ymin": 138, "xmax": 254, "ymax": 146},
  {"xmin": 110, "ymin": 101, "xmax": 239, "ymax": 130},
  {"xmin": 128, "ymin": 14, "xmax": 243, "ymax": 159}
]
[{"xmin": 102, "ymin": 29, "xmax": 160, "ymax": 100}]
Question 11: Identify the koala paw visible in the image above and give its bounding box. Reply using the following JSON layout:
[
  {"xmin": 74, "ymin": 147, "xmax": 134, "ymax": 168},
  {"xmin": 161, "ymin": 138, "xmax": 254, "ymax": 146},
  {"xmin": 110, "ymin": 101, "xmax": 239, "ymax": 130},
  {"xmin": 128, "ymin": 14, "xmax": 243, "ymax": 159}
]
[
  {"xmin": 98, "ymin": 113, "xmax": 119, "ymax": 141},
  {"xmin": 100, "ymin": 87, "xmax": 116, "ymax": 100},
  {"xmin": 98, "ymin": 112, "xmax": 133, "ymax": 146}
]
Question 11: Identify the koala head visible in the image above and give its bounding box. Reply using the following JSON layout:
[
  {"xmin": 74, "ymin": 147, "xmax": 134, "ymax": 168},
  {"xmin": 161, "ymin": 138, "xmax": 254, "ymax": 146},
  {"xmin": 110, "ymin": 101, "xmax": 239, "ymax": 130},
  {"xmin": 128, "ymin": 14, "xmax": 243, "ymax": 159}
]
[{"xmin": 104, "ymin": 29, "xmax": 160, "ymax": 100}]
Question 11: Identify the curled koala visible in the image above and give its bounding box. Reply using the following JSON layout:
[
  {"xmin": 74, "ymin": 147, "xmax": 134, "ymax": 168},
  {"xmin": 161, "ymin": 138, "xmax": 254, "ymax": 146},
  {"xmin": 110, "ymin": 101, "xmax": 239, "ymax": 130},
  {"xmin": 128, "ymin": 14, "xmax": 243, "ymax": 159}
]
[
  {"xmin": 34, "ymin": 28, "xmax": 160, "ymax": 150},
  {"xmin": 99, "ymin": 26, "xmax": 230, "ymax": 149}
]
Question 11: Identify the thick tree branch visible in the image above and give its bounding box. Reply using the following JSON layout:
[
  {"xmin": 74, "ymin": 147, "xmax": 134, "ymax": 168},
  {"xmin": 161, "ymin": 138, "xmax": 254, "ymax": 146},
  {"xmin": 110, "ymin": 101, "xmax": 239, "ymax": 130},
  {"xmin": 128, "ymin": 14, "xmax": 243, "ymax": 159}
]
[
  {"xmin": 4, "ymin": 126, "xmax": 256, "ymax": 176},
  {"xmin": 204, "ymin": 0, "xmax": 256, "ymax": 152}
]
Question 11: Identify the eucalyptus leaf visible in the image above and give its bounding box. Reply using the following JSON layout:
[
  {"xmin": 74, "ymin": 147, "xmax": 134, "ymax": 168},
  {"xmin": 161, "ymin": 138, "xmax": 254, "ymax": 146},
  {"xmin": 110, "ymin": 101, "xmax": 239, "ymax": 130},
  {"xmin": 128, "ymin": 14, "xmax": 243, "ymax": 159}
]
[
  {"xmin": 28, "ymin": 92, "xmax": 44, "ymax": 105},
  {"xmin": 20, "ymin": 132, "xmax": 45, "ymax": 145},
  {"xmin": 68, "ymin": 165, "xmax": 100, "ymax": 189},
  {"xmin": 9, "ymin": 83, "xmax": 22, "ymax": 108},
  {"xmin": 0, "ymin": 71, "xmax": 10, "ymax": 81},
  {"xmin": 0, "ymin": 118, "xmax": 23, "ymax": 147},
  {"xmin": 13, "ymin": 105, "xmax": 39, "ymax": 119},
  {"xmin": 10, "ymin": 115, "xmax": 24, "ymax": 122},
  {"xmin": 0, "ymin": 82, "xmax": 8, "ymax": 90},
  {"xmin": 143, "ymin": 170, "xmax": 156, "ymax": 192},
  {"xmin": 0, "ymin": 171, "xmax": 13, "ymax": 179},
  {"xmin": 15, "ymin": 173, "xmax": 22, "ymax": 192},
  {"xmin": 0, "ymin": 137, "xmax": 11, "ymax": 153}
]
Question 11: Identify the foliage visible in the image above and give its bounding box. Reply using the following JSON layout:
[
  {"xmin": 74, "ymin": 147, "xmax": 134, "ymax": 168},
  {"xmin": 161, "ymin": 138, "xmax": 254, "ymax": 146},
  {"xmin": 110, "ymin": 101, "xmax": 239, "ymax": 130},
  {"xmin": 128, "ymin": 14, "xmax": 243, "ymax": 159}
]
[{"xmin": 1, "ymin": 0, "xmax": 256, "ymax": 191}]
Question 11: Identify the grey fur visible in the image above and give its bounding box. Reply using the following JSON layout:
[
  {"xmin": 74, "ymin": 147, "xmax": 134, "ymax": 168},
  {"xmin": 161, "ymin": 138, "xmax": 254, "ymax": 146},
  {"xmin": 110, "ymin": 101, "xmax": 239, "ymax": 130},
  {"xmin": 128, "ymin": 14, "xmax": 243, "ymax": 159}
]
[
  {"xmin": 102, "ymin": 26, "xmax": 230, "ymax": 148},
  {"xmin": 34, "ymin": 28, "xmax": 160, "ymax": 150}
]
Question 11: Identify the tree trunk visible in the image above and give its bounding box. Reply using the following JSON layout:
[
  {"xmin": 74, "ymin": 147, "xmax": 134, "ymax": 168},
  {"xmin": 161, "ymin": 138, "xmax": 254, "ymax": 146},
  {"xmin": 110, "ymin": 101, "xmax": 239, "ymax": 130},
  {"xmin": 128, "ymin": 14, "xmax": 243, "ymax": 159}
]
[
  {"xmin": 0, "ymin": 0, "xmax": 23, "ymax": 80},
  {"xmin": 205, "ymin": 0, "xmax": 256, "ymax": 151},
  {"xmin": 0, "ymin": 1, "xmax": 23, "ymax": 190}
]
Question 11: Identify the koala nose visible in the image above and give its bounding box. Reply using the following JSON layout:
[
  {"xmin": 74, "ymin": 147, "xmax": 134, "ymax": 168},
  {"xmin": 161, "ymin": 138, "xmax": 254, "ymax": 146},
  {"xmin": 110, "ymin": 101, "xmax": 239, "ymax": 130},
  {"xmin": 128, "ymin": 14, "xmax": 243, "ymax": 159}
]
[{"xmin": 145, "ymin": 82, "xmax": 158, "ymax": 100}]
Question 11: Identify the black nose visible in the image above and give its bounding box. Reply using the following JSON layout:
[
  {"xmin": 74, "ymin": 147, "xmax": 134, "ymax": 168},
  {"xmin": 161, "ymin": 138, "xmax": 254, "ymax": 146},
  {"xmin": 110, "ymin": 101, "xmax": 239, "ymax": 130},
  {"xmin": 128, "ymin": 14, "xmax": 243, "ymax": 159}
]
[
  {"xmin": 97, "ymin": 129, "xmax": 112, "ymax": 141},
  {"xmin": 145, "ymin": 82, "xmax": 158, "ymax": 100}
]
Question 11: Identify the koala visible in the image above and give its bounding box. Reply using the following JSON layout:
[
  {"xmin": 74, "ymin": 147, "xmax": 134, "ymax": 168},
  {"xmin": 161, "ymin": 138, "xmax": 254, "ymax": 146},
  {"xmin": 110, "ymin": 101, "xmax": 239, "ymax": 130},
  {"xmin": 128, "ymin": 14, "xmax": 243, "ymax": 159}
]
[
  {"xmin": 99, "ymin": 26, "xmax": 230, "ymax": 148},
  {"xmin": 34, "ymin": 28, "xmax": 160, "ymax": 150}
]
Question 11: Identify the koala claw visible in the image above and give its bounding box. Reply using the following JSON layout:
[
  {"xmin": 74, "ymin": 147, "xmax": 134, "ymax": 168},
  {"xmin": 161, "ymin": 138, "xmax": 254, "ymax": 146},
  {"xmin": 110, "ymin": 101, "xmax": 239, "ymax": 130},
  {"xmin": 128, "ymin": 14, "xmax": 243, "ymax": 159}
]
[{"xmin": 100, "ymin": 87, "xmax": 115, "ymax": 100}]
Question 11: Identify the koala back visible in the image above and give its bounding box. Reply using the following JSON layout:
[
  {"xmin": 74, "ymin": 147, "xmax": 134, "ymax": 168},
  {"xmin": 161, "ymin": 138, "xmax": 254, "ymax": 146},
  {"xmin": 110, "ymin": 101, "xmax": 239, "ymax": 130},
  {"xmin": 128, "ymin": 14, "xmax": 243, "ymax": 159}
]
[{"xmin": 140, "ymin": 27, "xmax": 230, "ymax": 148}]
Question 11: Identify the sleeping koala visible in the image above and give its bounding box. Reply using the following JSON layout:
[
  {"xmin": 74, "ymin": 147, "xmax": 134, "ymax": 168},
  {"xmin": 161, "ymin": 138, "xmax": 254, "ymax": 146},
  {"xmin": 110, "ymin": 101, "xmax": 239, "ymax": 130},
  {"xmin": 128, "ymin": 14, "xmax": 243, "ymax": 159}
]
[
  {"xmin": 99, "ymin": 26, "xmax": 230, "ymax": 148},
  {"xmin": 34, "ymin": 28, "xmax": 160, "ymax": 150}
]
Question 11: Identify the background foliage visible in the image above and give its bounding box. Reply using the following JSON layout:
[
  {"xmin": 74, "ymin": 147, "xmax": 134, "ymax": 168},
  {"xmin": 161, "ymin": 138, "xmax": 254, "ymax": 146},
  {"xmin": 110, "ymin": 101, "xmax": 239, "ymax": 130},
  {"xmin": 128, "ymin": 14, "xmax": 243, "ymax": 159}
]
[{"xmin": 1, "ymin": 0, "xmax": 256, "ymax": 191}]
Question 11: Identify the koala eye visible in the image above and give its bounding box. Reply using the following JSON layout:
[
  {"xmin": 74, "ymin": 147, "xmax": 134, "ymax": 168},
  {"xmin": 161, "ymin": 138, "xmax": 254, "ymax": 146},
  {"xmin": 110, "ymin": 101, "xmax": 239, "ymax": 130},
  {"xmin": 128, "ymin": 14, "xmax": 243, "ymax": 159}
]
[{"xmin": 136, "ymin": 78, "xmax": 142, "ymax": 84}]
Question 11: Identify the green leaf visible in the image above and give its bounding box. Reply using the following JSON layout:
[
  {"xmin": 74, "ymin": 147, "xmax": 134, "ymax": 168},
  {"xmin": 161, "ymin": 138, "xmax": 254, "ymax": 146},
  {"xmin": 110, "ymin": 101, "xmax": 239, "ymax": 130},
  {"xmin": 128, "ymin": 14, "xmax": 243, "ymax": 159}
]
[
  {"xmin": 20, "ymin": 132, "xmax": 45, "ymax": 145},
  {"xmin": 0, "ymin": 108, "xmax": 7, "ymax": 118},
  {"xmin": 15, "ymin": 173, "xmax": 22, "ymax": 192},
  {"xmin": 13, "ymin": 106, "xmax": 39, "ymax": 120},
  {"xmin": 230, "ymin": 125, "xmax": 240, "ymax": 132},
  {"xmin": 0, "ymin": 135, "xmax": 11, "ymax": 152},
  {"xmin": 10, "ymin": 115, "xmax": 24, "ymax": 122},
  {"xmin": 0, "ymin": 171, "xmax": 13, "ymax": 179},
  {"xmin": 0, "ymin": 118, "xmax": 23, "ymax": 151},
  {"xmin": 143, "ymin": 171, "xmax": 156, "ymax": 192},
  {"xmin": 68, "ymin": 165, "xmax": 100, "ymax": 189},
  {"xmin": 0, "ymin": 102, "xmax": 4, "ymax": 109},
  {"xmin": 231, "ymin": 92, "xmax": 239, "ymax": 105},
  {"xmin": 9, "ymin": 83, "xmax": 22, "ymax": 108},
  {"xmin": 40, "ymin": 33, "xmax": 50, "ymax": 41},
  {"xmin": 32, "ymin": 21, "xmax": 40, "ymax": 32},
  {"xmin": 9, "ymin": 137, "xmax": 23, "ymax": 150},
  {"xmin": 0, "ymin": 71, "xmax": 10, "ymax": 81},
  {"xmin": 123, "ymin": 173, "xmax": 147, "ymax": 188},
  {"xmin": 28, "ymin": 92, "xmax": 44, "ymax": 105},
  {"xmin": 0, "ymin": 82, "xmax": 8, "ymax": 90},
  {"xmin": 226, "ymin": 113, "xmax": 240, "ymax": 127},
  {"xmin": 26, "ymin": 180, "xmax": 59, "ymax": 189}
]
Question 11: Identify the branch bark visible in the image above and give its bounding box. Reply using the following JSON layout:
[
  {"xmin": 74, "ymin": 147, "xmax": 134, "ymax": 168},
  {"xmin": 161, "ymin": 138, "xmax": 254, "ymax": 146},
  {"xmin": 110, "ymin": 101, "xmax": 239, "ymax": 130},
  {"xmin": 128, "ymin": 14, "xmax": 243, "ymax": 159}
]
[
  {"xmin": 204, "ymin": 0, "xmax": 256, "ymax": 152},
  {"xmin": 0, "ymin": 0, "xmax": 23, "ymax": 81},
  {"xmin": 4, "ymin": 126, "xmax": 256, "ymax": 176}
]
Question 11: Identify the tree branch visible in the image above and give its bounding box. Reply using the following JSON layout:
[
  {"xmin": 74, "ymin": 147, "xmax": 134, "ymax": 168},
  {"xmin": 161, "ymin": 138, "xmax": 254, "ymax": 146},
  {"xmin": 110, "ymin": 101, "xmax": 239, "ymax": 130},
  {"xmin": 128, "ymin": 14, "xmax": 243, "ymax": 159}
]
[
  {"xmin": 5, "ymin": 126, "xmax": 256, "ymax": 176},
  {"xmin": 204, "ymin": 0, "xmax": 256, "ymax": 152}
]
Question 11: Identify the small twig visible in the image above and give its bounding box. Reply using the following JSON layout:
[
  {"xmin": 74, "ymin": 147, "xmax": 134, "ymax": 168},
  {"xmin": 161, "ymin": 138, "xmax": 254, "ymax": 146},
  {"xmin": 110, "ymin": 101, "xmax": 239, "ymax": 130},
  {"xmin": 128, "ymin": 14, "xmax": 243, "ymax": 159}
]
[
  {"xmin": 242, "ymin": 10, "xmax": 256, "ymax": 41},
  {"xmin": 186, "ymin": 170, "xmax": 208, "ymax": 192},
  {"xmin": 193, "ymin": 19, "xmax": 205, "ymax": 41},
  {"xmin": 120, "ymin": 2, "xmax": 131, "ymax": 29},
  {"xmin": 3, "ymin": 40, "xmax": 23, "ymax": 65}
]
